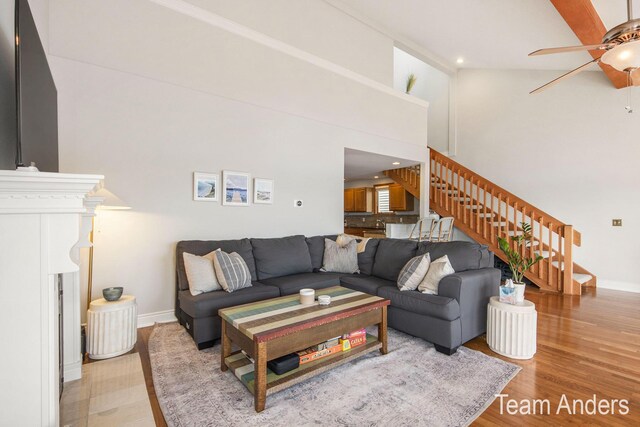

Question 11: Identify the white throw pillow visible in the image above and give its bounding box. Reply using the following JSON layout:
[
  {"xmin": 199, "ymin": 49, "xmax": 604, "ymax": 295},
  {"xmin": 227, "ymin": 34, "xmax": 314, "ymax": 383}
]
[
  {"xmin": 183, "ymin": 251, "xmax": 221, "ymax": 296},
  {"xmin": 418, "ymin": 254, "xmax": 455, "ymax": 295},
  {"xmin": 397, "ymin": 254, "xmax": 431, "ymax": 291},
  {"xmin": 336, "ymin": 233, "xmax": 356, "ymax": 247}
]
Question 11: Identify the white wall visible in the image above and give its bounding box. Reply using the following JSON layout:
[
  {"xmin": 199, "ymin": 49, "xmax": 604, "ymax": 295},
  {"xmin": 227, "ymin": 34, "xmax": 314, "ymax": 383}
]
[
  {"xmin": 456, "ymin": 68, "xmax": 640, "ymax": 293},
  {"xmin": 394, "ymin": 47, "xmax": 450, "ymax": 153},
  {"xmin": 31, "ymin": 0, "xmax": 429, "ymax": 319}
]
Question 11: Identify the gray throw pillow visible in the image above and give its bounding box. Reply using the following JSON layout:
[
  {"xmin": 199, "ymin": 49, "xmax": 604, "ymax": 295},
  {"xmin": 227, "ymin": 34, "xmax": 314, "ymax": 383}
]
[
  {"xmin": 212, "ymin": 249, "xmax": 252, "ymax": 293},
  {"xmin": 183, "ymin": 251, "xmax": 222, "ymax": 296},
  {"xmin": 397, "ymin": 254, "xmax": 431, "ymax": 291},
  {"xmin": 321, "ymin": 238, "xmax": 359, "ymax": 274}
]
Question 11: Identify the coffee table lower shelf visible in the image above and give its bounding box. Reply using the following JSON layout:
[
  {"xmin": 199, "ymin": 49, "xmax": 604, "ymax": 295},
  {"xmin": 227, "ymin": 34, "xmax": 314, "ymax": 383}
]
[{"xmin": 225, "ymin": 334, "xmax": 381, "ymax": 396}]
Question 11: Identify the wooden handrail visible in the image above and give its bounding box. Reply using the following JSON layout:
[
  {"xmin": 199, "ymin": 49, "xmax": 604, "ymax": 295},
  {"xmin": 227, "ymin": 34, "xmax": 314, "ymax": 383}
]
[
  {"xmin": 429, "ymin": 148, "xmax": 592, "ymax": 294},
  {"xmin": 429, "ymin": 149, "xmax": 581, "ymax": 245}
]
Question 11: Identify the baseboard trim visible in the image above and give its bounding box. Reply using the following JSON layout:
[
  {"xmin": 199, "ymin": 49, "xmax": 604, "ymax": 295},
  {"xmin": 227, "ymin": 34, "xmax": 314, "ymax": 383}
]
[
  {"xmin": 597, "ymin": 279, "xmax": 640, "ymax": 294},
  {"xmin": 64, "ymin": 362, "xmax": 82, "ymax": 383},
  {"xmin": 138, "ymin": 310, "xmax": 177, "ymax": 328}
]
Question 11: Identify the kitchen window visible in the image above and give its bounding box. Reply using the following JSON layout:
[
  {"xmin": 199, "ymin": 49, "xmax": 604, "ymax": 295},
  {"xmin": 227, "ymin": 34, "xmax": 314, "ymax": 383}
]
[{"xmin": 377, "ymin": 186, "xmax": 391, "ymax": 213}]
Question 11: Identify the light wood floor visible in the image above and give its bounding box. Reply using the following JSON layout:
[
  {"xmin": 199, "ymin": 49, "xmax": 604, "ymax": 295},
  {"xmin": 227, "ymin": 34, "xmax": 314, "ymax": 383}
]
[{"xmin": 128, "ymin": 287, "xmax": 640, "ymax": 425}]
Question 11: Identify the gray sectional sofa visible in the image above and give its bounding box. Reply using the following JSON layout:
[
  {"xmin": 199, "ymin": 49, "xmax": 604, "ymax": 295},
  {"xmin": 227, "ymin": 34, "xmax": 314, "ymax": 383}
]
[{"xmin": 175, "ymin": 235, "xmax": 499, "ymax": 355}]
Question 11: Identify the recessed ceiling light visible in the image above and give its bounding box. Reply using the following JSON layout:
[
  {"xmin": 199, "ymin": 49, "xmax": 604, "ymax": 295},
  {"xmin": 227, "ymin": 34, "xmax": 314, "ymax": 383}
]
[
  {"xmin": 456, "ymin": 57, "xmax": 464, "ymax": 64},
  {"xmin": 374, "ymin": 176, "xmax": 379, "ymax": 179},
  {"xmin": 392, "ymin": 161, "xmax": 400, "ymax": 165}
]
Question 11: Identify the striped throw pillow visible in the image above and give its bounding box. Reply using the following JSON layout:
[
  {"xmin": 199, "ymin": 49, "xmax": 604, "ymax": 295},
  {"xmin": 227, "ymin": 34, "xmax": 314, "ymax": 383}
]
[
  {"xmin": 212, "ymin": 249, "xmax": 252, "ymax": 293},
  {"xmin": 397, "ymin": 254, "xmax": 431, "ymax": 291}
]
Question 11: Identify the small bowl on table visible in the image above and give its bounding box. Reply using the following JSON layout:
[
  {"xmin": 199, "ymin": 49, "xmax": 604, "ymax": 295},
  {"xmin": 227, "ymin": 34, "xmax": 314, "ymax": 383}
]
[{"xmin": 102, "ymin": 287, "xmax": 123, "ymax": 302}]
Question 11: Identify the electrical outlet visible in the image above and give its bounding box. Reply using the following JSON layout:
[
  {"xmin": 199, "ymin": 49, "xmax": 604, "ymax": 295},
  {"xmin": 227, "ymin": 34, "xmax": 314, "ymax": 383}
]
[
  {"xmin": 294, "ymin": 200, "xmax": 303, "ymax": 208},
  {"xmin": 612, "ymin": 219, "xmax": 622, "ymax": 227}
]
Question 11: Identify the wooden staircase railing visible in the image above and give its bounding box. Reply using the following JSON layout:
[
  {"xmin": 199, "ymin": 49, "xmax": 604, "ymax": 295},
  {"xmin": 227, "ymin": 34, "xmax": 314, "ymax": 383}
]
[
  {"xmin": 383, "ymin": 165, "xmax": 421, "ymax": 199},
  {"xmin": 429, "ymin": 148, "xmax": 595, "ymax": 295}
]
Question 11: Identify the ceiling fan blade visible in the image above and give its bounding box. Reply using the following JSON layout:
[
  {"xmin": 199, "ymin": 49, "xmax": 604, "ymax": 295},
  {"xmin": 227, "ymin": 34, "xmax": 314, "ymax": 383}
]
[
  {"xmin": 530, "ymin": 59, "xmax": 599, "ymax": 94},
  {"xmin": 632, "ymin": 68, "xmax": 640, "ymax": 86},
  {"xmin": 529, "ymin": 44, "xmax": 612, "ymax": 56}
]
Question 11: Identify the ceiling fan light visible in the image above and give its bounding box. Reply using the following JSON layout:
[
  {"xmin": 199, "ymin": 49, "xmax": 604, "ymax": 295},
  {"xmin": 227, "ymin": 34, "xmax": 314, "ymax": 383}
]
[{"xmin": 601, "ymin": 40, "xmax": 640, "ymax": 71}]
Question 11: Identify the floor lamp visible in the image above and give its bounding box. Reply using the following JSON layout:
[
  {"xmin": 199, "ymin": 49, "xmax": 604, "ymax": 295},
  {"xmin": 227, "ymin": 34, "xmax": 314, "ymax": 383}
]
[{"xmin": 86, "ymin": 187, "xmax": 130, "ymax": 310}]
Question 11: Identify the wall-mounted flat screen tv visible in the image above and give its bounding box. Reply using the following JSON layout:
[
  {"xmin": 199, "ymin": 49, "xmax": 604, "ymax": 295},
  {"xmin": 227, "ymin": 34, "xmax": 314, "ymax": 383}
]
[{"xmin": 0, "ymin": 0, "xmax": 58, "ymax": 172}]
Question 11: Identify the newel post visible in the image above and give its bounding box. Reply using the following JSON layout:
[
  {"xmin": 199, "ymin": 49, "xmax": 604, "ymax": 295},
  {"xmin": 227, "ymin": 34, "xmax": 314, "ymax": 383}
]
[{"xmin": 563, "ymin": 225, "xmax": 579, "ymax": 295}]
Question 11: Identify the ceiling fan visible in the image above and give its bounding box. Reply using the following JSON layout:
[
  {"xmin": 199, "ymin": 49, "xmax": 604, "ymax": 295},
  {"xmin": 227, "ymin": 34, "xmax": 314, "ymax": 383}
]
[{"xmin": 529, "ymin": 0, "xmax": 640, "ymax": 94}]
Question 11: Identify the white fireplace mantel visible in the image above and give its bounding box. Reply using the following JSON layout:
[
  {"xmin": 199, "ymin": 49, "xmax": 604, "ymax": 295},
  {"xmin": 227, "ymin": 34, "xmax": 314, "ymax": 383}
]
[{"xmin": 0, "ymin": 170, "xmax": 103, "ymax": 427}]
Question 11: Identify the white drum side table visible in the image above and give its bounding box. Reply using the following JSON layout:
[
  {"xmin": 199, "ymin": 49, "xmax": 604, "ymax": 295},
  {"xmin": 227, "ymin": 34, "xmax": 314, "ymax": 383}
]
[
  {"xmin": 87, "ymin": 295, "xmax": 138, "ymax": 360},
  {"xmin": 486, "ymin": 296, "xmax": 537, "ymax": 359}
]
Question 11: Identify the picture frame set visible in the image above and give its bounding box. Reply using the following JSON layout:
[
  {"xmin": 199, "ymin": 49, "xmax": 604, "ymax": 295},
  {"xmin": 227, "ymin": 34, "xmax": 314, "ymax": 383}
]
[{"xmin": 193, "ymin": 171, "xmax": 273, "ymax": 205}]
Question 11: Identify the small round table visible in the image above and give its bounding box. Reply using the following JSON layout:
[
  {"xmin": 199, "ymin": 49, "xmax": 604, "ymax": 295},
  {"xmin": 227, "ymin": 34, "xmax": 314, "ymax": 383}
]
[
  {"xmin": 486, "ymin": 296, "xmax": 537, "ymax": 359},
  {"xmin": 87, "ymin": 295, "xmax": 137, "ymax": 360}
]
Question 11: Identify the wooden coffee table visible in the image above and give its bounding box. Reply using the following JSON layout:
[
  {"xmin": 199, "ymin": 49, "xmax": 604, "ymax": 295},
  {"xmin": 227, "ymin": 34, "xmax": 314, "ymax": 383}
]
[{"xmin": 219, "ymin": 286, "xmax": 390, "ymax": 412}]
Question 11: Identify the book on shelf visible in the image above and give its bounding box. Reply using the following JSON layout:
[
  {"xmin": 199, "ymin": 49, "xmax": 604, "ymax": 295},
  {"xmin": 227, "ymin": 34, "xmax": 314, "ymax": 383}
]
[
  {"xmin": 340, "ymin": 328, "xmax": 367, "ymax": 351},
  {"xmin": 297, "ymin": 343, "xmax": 342, "ymax": 365}
]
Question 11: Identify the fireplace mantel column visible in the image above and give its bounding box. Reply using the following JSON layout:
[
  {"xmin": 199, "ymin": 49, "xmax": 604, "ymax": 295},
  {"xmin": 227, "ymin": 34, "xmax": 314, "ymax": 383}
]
[{"xmin": 0, "ymin": 170, "xmax": 103, "ymax": 427}]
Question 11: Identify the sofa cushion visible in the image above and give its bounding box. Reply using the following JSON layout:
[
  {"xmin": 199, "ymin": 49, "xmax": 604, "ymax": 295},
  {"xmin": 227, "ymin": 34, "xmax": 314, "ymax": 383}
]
[
  {"xmin": 357, "ymin": 238, "xmax": 380, "ymax": 276},
  {"xmin": 371, "ymin": 239, "xmax": 418, "ymax": 281},
  {"xmin": 260, "ymin": 272, "xmax": 346, "ymax": 296},
  {"xmin": 176, "ymin": 239, "xmax": 257, "ymax": 291},
  {"xmin": 417, "ymin": 241, "xmax": 492, "ymax": 272},
  {"xmin": 251, "ymin": 235, "xmax": 313, "ymax": 280},
  {"xmin": 377, "ymin": 286, "xmax": 460, "ymax": 321},
  {"xmin": 340, "ymin": 275, "xmax": 394, "ymax": 296},
  {"xmin": 306, "ymin": 236, "xmax": 325, "ymax": 271},
  {"xmin": 178, "ymin": 282, "xmax": 280, "ymax": 318}
]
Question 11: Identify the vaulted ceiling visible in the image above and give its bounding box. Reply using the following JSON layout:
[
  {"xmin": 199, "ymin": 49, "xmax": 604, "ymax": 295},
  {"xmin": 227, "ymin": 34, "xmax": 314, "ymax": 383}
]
[{"xmin": 334, "ymin": 0, "xmax": 639, "ymax": 73}]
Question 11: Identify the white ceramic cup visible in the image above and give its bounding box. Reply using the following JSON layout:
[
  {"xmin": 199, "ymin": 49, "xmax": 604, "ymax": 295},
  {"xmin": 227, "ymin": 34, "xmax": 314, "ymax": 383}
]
[{"xmin": 300, "ymin": 288, "xmax": 315, "ymax": 305}]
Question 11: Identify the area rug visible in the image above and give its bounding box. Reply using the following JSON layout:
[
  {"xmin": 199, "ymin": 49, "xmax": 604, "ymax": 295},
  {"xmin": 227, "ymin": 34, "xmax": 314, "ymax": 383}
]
[{"xmin": 148, "ymin": 322, "xmax": 520, "ymax": 427}]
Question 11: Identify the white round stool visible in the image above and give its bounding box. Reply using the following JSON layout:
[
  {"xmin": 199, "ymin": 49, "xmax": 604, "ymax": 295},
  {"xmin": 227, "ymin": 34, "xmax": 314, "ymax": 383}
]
[
  {"xmin": 87, "ymin": 295, "xmax": 137, "ymax": 359},
  {"xmin": 486, "ymin": 296, "xmax": 537, "ymax": 359}
]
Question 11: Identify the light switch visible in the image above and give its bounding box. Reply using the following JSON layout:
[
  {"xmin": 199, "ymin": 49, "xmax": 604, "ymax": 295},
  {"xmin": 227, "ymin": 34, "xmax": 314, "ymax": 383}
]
[{"xmin": 612, "ymin": 219, "xmax": 622, "ymax": 227}]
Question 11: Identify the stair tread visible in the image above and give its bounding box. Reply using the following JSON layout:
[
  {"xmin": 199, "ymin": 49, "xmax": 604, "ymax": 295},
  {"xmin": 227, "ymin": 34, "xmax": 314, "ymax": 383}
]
[
  {"xmin": 535, "ymin": 250, "xmax": 552, "ymax": 258},
  {"xmin": 573, "ymin": 273, "xmax": 593, "ymax": 285}
]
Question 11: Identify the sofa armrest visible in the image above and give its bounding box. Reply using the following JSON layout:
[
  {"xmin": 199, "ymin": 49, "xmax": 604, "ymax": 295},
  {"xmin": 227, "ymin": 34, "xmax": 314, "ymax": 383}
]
[{"xmin": 438, "ymin": 268, "xmax": 500, "ymax": 343}]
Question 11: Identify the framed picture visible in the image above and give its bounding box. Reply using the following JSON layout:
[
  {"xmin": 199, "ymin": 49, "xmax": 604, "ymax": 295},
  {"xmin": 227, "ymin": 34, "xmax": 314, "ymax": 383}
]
[
  {"xmin": 254, "ymin": 178, "xmax": 274, "ymax": 204},
  {"xmin": 223, "ymin": 171, "xmax": 251, "ymax": 206},
  {"xmin": 193, "ymin": 172, "xmax": 219, "ymax": 202}
]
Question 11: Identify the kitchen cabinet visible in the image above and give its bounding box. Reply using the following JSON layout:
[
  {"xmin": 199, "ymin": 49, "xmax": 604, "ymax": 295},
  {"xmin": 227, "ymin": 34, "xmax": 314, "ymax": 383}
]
[
  {"xmin": 344, "ymin": 187, "xmax": 373, "ymax": 212},
  {"xmin": 389, "ymin": 184, "xmax": 414, "ymax": 211},
  {"xmin": 344, "ymin": 188, "xmax": 355, "ymax": 212}
]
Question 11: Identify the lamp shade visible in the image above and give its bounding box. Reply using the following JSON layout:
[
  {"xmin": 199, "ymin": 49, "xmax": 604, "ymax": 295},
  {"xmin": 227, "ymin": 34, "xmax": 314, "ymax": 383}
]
[
  {"xmin": 90, "ymin": 187, "xmax": 131, "ymax": 210},
  {"xmin": 601, "ymin": 40, "xmax": 640, "ymax": 71}
]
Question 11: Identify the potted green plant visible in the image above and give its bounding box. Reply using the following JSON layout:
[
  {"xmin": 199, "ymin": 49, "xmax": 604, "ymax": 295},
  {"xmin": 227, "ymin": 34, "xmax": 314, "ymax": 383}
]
[
  {"xmin": 406, "ymin": 73, "xmax": 417, "ymax": 94},
  {"xmin": 497, "ymin": 222, "xmax": 543, "ymax": 303}
]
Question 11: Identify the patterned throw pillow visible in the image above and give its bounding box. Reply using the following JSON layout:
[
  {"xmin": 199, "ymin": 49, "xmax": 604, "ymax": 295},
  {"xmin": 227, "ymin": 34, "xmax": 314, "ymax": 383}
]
[
  {"xmin": 321, "ymin": 238, "xmax": 359, "ymax": 274},
  {"xmin": 183, "ymin": 251, "xmax": 221, "ymax": 296},
  {"xmin": 212, "ymin": 249, "xmax": 252, "ymax": 293},
  {"xmin": 397, "ymin": 254, "xmax": 431, "ymax": 291},
  {"xmin": 418, "ymin": 255, "xmax": 455, "ymax": 295}
]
